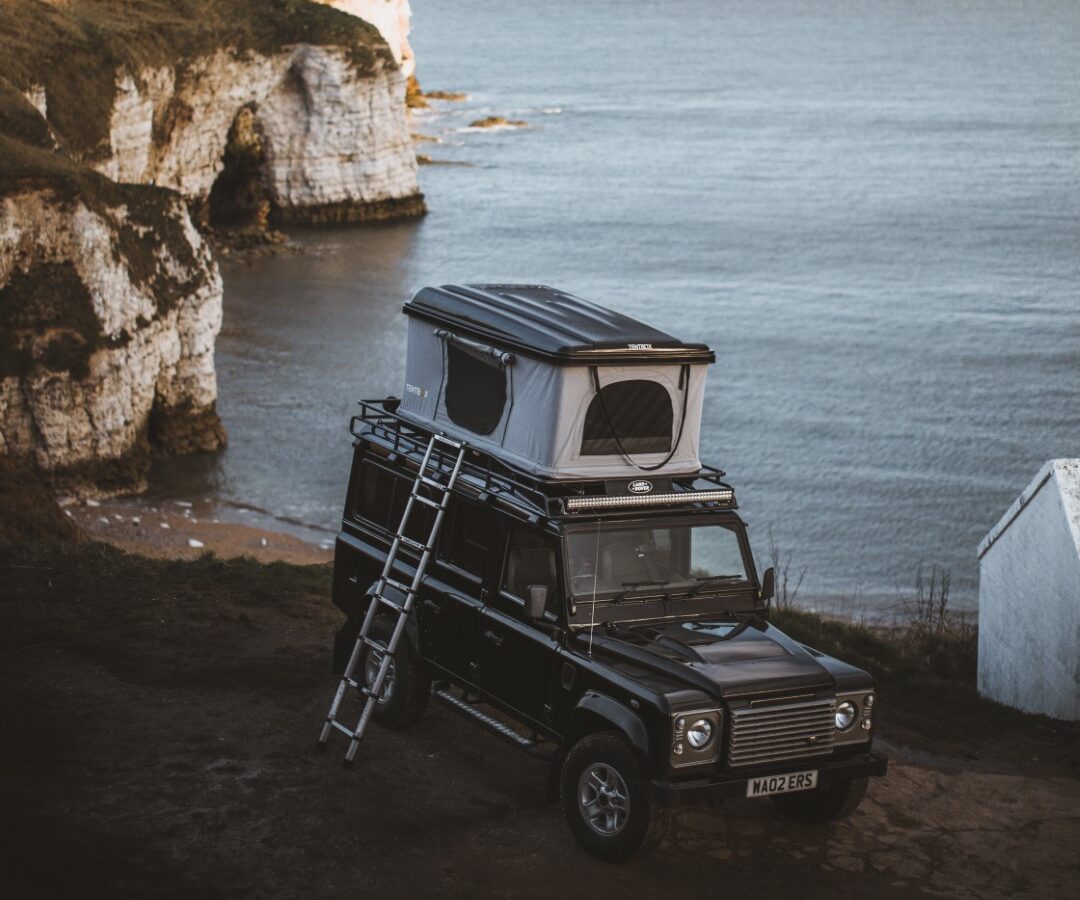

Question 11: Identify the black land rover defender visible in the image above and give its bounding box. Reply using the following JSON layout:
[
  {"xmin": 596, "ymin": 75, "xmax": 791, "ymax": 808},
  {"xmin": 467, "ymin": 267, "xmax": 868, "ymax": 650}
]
[{"xmin": 324, "ymin": 285, "xmax": 887, "ymax": 861}]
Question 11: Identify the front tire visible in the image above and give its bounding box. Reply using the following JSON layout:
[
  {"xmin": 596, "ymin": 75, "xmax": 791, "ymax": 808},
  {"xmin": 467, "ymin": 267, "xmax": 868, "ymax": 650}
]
[
  {"xmin": 559, "ymin": 732, "xmax": 652, "ymax": 861},
  {"xmin": 362, "ymin": 617, "xmax": 430, "ymax": 730},
  {"xmin": 771, "ymin": 776, "xmax": 868, "ymax": 823}
]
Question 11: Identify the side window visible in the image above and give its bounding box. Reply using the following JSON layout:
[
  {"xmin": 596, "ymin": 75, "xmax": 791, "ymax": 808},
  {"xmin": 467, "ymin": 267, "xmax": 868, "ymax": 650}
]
[
  {"xmin": 581, "ymin": 379, "xmax": 673, "ymax": 456},
  {"xmin": 444, "ymin": 343, "xmax": 506, "ymax": 435},
  {"xmin": 353, "ymin": 463, "xmax": 432, "ymax": 553},
  {"xmin": 501, "ymin": 527, "xmax": 562, "ymax": 618},
  {"xmin": 438, "ymin": 498, "xmax": 493, "ymax": 579},
  {"xmin": 400, "ymin": 476, "xmax": 434, "ymax": 546},
  {"xmin": 353, "ymin": 462, "xmax": 396, "ymax": 529}
]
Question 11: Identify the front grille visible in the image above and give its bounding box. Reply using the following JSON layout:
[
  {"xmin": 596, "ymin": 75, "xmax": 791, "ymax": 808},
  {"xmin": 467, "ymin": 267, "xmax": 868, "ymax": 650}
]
[{"xmin": 727, "ymin": 697, "xmax": 836, "ymax": 768}]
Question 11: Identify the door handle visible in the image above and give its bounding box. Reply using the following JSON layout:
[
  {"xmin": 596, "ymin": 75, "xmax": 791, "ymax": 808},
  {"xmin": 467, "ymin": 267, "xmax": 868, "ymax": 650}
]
[
  {"xmin": 483, "ymin": 629, "xmax": 504, "ymax": 647},
  {"xmin": 423, "ymin": 598, "xmax": 441, "ymax": 614}
]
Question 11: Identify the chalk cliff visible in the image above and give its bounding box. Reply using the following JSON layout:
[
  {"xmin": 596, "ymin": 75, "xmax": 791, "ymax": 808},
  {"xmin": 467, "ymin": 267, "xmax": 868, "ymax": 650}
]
[
  {"xmin": 0, "ymin": 0, "xmax": 424, "ymax": 491},
  {"xmin": 0, "ymin": 176, "xmax": 224, "ymax": 492},
  {"xmin": 96, "ymin": 44, "xmax": 422, "ymax": 224},
  {"xmin": 317, "ymin": 0, "xmax": 416, "ymax": 81}
]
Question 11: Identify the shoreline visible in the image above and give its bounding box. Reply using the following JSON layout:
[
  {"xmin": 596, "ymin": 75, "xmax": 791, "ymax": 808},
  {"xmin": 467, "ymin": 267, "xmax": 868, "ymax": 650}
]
[{"xmin": 65, "ymin": 496, "xmax": 333, "ymax": 565}]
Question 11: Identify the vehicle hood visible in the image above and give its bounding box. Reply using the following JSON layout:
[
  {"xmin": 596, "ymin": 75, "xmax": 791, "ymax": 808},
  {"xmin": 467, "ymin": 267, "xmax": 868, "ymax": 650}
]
[{"xmin": 581, "ymin": 618, "xmax": 836, "ymax": 700}]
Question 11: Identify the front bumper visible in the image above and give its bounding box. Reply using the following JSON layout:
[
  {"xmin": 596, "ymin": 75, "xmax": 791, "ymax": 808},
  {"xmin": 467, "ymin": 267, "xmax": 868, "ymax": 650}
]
[{"xmin": 651, "ymin": 750, "xmax": 888, "ymax": 807}]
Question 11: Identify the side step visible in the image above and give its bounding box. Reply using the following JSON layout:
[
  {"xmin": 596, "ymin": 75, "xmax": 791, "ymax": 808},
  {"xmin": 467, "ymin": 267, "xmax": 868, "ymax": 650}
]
[{"xmin": 433, "ymin": 686, "xmax": 544, "ymax": 752}]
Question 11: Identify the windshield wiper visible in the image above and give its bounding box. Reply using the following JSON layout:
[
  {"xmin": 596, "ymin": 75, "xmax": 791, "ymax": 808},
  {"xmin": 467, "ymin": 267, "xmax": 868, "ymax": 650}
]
[
  {"xmin": 686, "ymin": 574, "xmax": 743, "ymax": 599},
  {"xmin": 615, "ymin": 580, "xmax": 668, "ymax": 602}
]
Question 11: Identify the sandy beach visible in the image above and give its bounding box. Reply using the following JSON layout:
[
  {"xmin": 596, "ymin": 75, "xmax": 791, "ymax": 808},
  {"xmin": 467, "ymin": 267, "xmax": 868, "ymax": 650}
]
[{"xmin": 63, "ymin": 496, "xmax": 334, "ymax": 565}]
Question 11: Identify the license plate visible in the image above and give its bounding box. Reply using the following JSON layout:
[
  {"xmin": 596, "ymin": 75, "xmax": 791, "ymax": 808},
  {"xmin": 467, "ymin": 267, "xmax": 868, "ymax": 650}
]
[{"xmin": 746, "ymin": 769, "xmax": 818, "ymax": 798}]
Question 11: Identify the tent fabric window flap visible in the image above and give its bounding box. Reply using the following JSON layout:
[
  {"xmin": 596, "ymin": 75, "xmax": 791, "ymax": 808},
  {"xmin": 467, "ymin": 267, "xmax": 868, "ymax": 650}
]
[
  {"xmin": 582, "ymin": 378, "xmax": 674, "ymax": 456},
  {"xmin": 437, "ymin": 329, "xmax": 513, "ymax": 436}
]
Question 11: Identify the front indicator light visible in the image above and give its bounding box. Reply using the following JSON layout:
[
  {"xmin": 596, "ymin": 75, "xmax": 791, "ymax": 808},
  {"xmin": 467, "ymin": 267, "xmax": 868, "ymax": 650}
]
[{"xmin": 835, "ymin": 701, "xmax": 857, "ymax": 731}]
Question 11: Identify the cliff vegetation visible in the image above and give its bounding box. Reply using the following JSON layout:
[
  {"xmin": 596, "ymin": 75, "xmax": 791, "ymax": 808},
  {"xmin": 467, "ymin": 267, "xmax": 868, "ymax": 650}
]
[{"xmin": 0, "ymin": 0, "xmax": 389, "ymax": 161}]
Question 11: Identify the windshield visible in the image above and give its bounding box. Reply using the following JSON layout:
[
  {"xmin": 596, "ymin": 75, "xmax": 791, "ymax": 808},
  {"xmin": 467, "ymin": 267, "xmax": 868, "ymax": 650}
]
[{"xmin": 565, "ymin": 521, "xmax": 750, "ymax": 605}]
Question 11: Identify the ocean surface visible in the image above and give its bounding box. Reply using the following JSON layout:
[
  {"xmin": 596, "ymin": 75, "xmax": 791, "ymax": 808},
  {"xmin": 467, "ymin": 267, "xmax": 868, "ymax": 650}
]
[{"xmin": 152, "ymin": 0, "xmax": 1080, "ymax": 613}]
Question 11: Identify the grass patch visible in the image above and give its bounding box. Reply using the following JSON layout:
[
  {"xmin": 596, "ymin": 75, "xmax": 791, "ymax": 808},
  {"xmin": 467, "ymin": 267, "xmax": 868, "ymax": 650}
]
[
  {"xmin": 0, "ymin": 541, "xmax": 331, "ymax": 650},
  {"xmin": 0, "ymin": 460, "xmax": 81, "ymax": 545}
]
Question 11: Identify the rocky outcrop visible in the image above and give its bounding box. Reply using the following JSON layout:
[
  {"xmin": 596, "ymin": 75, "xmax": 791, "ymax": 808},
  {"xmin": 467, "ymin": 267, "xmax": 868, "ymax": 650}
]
[
  {"xmin": 95, "ymin": 44, "xmax": 422, "ymax": 224},
  {"xmin": 0, "ymin": 179, "xmax": 225, "ymax": 494},
  {"xmin": 0, "ymin": 0, "xmax": 426, "ymax": 491}
]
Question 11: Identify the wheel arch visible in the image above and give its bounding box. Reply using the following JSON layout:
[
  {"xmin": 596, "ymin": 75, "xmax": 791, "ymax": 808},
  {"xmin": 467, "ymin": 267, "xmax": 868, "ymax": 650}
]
[
  {"xmin": 332, "ymin": 581, "xmax": 422, "ymax": 674},
  {"xmin": 564, "ymin": 691, "xmax": 652, "ymax": 764}
]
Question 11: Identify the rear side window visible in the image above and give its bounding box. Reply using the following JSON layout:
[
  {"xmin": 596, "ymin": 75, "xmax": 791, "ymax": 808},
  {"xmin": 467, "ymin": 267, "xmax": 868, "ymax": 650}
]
[
  {"xmin": 353, "ymin": 462, "xmax": 432, "ymax": 549},
  {"xmin": 438, "ymin": 498, "xmax": 493, "ymax": 578},
  {"xmin": 582, "ymin": 379, "xmax": 672, "ymax": 456},
  {"xmin": 445, "ymin": 343, "xmax": 506, "ymax": 435},
  {"xmin": 354, "ymin": 462, "xmax": 396, "ymax": 529}
]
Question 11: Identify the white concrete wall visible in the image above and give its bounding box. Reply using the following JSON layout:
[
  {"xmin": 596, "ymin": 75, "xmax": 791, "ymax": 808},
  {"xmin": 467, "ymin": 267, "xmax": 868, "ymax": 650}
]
[{"xmin": 977, "ymin": 459, "xmax": 1080, "ymax": 721}]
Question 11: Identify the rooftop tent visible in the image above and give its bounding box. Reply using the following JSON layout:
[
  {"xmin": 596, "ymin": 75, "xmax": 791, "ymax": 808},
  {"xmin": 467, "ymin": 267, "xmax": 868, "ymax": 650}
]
[{"xmin": 397, "ymin": 284, "xmax": 715, "ymax": 481}]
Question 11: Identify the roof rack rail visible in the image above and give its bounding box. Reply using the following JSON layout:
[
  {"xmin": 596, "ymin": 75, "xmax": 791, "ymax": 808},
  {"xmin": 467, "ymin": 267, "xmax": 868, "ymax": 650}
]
[
  {"xmin": 349, "ymin": 398, "xmax": 737, "ymax": 518},
  {"xmin": 351, "ymin": 399, "xmax": 553, "ymax": 516}
]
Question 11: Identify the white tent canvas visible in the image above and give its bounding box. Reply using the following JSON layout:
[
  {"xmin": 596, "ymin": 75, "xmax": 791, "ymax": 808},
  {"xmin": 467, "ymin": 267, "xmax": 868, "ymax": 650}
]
[{"xmin": 395, "ymin": 285, "xmax": 714, "ymax": 481}]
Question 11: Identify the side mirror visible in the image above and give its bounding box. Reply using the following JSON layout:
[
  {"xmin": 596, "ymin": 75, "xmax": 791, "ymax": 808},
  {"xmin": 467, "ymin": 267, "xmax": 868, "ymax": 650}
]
[
  {"xmin": 760, "ymin": 567, "xmax": 775, "ymax": 605},
  {"xmin": 526, "ymin": 584, "xmax": 548, "ymax": 620}
]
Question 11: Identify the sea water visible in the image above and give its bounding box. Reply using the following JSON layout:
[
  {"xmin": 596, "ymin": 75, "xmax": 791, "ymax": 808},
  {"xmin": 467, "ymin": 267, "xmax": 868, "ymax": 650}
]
[{"xmin": 153, "ymin": 0, "xmax": 1080, "ymax": 612}]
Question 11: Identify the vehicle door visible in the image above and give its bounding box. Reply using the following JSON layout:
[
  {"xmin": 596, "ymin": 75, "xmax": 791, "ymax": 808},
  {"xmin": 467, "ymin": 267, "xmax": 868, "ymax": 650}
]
[
  {"xmin": 476, "ymin": 524, "xmax": 563, "ymax": 728},
  {"xmin": 415, "ymin": 494, "xmax": 492, "ymax": 685}
]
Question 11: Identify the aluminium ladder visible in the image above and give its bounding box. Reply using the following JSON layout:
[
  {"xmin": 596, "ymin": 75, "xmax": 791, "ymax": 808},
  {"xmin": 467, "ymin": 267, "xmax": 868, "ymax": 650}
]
[{"xmin": 318, "ymin": 432, "xmax": 466, "ymax": 765}]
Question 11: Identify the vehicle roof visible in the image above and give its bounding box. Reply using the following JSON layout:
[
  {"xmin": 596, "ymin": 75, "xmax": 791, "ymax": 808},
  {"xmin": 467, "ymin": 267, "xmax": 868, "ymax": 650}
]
[{"xmin": 403, "ymin": 284, "xmax": 716, "ymax": 366}]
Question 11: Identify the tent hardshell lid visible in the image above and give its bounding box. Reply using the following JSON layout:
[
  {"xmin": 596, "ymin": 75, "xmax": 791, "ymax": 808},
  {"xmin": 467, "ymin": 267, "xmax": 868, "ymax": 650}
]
[{"xmin": 403, "ymin": 284, "xmax": 716, "ymax": 366}]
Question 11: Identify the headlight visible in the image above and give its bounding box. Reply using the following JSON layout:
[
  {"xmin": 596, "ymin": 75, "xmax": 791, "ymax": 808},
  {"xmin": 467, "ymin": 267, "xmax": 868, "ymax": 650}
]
[
  {"xmin": 670, "ymin": 710, "xmax": 721, "ymax": 766},
  {"xmin": 835, "ymin": 701, "xmax": 857, "ymax": 731},
  {"xmin": 686, "ymin": 718, "xmax": 714, "ymax": 749}
]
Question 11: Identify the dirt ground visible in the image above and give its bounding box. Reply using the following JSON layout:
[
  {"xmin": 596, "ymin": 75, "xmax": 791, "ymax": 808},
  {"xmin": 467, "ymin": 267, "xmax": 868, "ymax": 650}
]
[{"xmin": 1, "ymin": 542, "xmax": 1078, "ymax": 900}]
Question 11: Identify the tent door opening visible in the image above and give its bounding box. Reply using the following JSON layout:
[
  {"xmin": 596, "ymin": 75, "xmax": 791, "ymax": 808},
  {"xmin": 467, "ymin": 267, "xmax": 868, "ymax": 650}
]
[{"xmin": 585, "ymin": 365, "xmax": 690, "ymax": 472}]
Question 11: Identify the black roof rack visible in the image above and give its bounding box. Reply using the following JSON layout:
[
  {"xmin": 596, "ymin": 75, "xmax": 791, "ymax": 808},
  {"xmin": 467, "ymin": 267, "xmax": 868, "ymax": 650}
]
[
  {"xmin": 350, "ymin": 399, "xmax": 737, "ymax": 520},
  {"xmin": 403, "ymin": 284, "xmax": 716, "ymax": 367}
]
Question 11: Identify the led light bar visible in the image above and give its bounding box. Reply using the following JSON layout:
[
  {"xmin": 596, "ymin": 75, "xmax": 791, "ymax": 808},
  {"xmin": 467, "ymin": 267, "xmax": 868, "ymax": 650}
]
[{"xmin": 564, "ymin": 489, "xmax": 736, "ymax": 512}]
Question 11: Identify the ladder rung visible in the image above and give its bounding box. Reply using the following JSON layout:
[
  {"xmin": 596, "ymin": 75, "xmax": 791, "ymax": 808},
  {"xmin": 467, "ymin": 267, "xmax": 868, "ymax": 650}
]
[
  {"xmin": 398, "ymin": 535, "xmax": 429, "ymax": 553},
  {"xmin": 330, "ymin": 720, "xmax": 355, "ymax": 737},
  {"xmin": 433, "ymin": 434, "xmax": 463, "ymax": 448},
  {"xmin": 343, "ymin": 676, "xmax": 360, "ymax": 688},
  {"xmin": 381, "ymin": 577, "xmax": 413, "ymax": 595},
  {"xmin": 419, "ymin": 475, "xmax": 447, "ymax": 490},
  {"xmin": 360, "ymin": 636, "xmax": 387, "ymax": 652},
  {"xmin": 412, "ymin": 493, "xmax": 442, "ymax": 509},
  {"xmin": 375, "ymin": 593, "xmax": 405, "ymax": 610}
]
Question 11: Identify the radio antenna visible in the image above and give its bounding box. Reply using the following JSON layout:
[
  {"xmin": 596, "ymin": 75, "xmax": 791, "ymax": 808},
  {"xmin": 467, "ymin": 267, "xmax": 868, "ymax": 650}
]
[{"xmin": 588, "ymin": 520, "xmax": 600, "ymax": 658}]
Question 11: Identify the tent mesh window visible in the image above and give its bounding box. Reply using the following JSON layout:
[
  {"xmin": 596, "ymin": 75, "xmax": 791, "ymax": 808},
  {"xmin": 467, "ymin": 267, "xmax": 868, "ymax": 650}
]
[
  {"xmin": 582, "ymin": 379, "xmax": 673, "ymax": 456},
  {"xmin": 444, "ymin": 343, "xmax": 507, "ymax": 435}
]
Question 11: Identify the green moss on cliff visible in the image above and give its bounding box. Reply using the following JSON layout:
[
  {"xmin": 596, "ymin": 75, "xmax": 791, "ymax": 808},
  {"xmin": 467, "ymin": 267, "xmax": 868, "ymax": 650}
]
[{"xmin": 0, "ymin": 0, "xmax": 392, "ymax": 160}]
